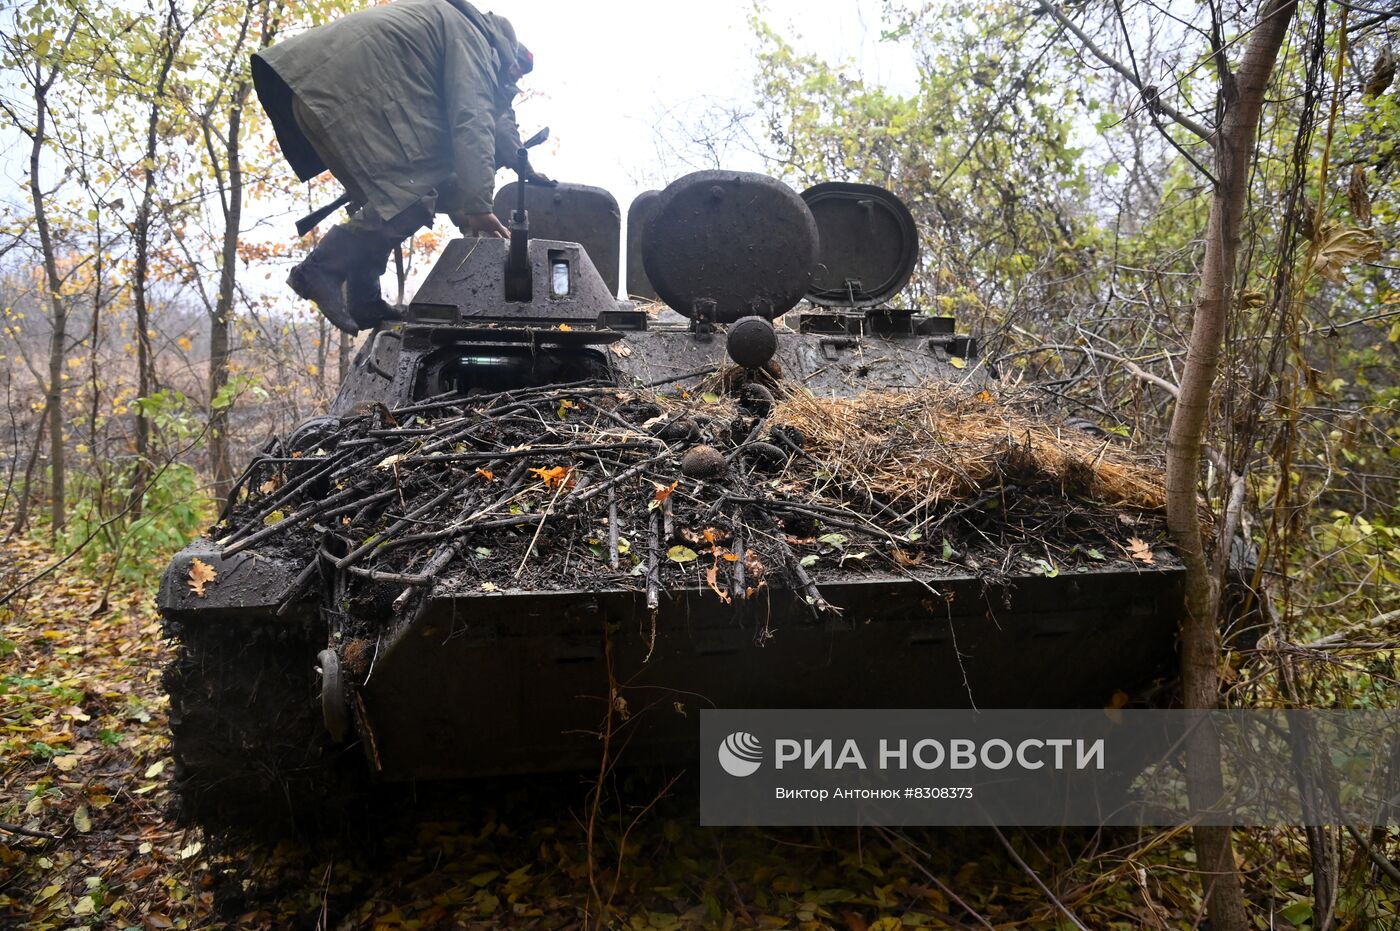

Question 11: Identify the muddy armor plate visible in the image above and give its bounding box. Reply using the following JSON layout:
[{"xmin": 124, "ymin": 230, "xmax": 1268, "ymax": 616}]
[
  {"xmin": 493, "ymin": 182, "xmax": 622, "ymax": 294},
  {"xmin": 625, "ymin": 190, "xmax": 661, "ymax": 301},
  {"xmin": 642, "ymin": 170, "xmax": 818, "ymax": 322}
]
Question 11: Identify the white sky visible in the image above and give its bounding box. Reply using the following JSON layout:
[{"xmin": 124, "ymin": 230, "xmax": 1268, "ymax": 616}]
[
  {"xmin": 484, "ymin": 0, "xmax": 918, "ymax": 212},
  {"xmin": 424, "ymin": 0, "xmax": 923, "ymax": 296}
]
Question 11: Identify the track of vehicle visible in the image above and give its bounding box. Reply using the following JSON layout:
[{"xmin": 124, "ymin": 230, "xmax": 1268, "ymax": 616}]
[{"xmin": 163, "ymin": 614, "xmax": 365, "ymax": 836}]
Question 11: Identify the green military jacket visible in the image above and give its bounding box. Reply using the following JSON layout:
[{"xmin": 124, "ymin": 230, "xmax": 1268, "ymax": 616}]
[{"xmin": 253, "ymin": 0, "xmax": 516, "ymax": 223}]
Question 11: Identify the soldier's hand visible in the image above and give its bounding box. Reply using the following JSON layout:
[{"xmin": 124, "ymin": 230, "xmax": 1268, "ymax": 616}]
[
  {"xmin": 457, "ymin": 211, "xmax": 510, "ymax": 238},
  {"xmin": 525, "ymin": 167, "xmax": 558, "ymax": 187}
]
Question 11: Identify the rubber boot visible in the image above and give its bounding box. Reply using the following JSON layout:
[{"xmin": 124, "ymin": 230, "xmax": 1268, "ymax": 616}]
[{"xmin": 287, "ymin": 225, "xmax": 360, "ymax": 334}]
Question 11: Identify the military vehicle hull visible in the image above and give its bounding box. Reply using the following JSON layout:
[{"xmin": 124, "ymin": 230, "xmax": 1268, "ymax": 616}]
[
  {"xmin": 160, "ymin": 545, "xmax": 1181, "ymax": 783},
  {"xmin": 159, "ymin": 172, "xmax": 1182, "ymax": 831}
]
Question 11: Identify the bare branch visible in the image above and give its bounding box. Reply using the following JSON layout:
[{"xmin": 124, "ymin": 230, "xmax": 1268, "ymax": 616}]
[
  {"xmin": 1036, "ymin": 0, "xmax": 1216, "ymax": 144},
  {"xmin": 1345, "ymin": 825, "xmax": 1400, "ymax": 886},
  {"xmin": 1003, "ymin": 326, "xmax": 1183, "ymax": 398}
]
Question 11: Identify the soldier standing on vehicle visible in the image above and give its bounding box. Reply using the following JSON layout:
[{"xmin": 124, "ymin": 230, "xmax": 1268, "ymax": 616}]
[{"xmin": 251, "ymin": 0, "xmax": 553, "ymax": 334}]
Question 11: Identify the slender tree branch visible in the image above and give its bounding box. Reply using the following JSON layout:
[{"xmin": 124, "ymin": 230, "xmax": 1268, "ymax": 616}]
[
  {"xmin": 1036, "ymin": 0, "xmax": 1216, "ymax": 143},
  {"xmin": 1345, "ymin": 824, "xmax": 1400, "ymax": 886},
  {"xmin": 1004, "ymin": 326, "xmax": 1183, "ymax": 397}
]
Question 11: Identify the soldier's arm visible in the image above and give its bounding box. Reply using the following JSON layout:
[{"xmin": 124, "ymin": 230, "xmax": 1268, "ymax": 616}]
[
  {"xmin": 494, "ymin": 108, "xmax": 522, "ymax": 171},
  {"xmin": 441, "ymin": 26, "xmax": 500, "ymax": 215}
]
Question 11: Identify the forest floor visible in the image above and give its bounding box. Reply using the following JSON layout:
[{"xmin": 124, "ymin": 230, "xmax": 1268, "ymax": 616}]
[{"xmin": 0, "ymin": 536, "xmax": 1383, "ymax": 930}]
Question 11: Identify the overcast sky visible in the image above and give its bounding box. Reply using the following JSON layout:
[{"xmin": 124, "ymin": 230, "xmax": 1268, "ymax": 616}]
[{"xmin": 484, "ymin": 0, "xmax": 918, "ymax": 210}]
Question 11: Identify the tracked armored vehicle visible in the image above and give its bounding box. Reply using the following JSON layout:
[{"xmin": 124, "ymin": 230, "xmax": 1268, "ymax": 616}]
[{"xmin": 159, "ymin": 158, "xmax": 1184, "ymax": 832}]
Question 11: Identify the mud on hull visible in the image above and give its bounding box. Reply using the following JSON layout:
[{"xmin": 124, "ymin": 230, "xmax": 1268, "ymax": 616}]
[{"xmin": 161, "ymin": 547, "xmax": 1182, "ymax": 788}]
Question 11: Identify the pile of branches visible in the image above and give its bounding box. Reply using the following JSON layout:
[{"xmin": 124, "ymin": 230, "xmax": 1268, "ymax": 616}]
[{"xmin": 213, "ymin": 374, "xmax": 1171, "ymax": 635}]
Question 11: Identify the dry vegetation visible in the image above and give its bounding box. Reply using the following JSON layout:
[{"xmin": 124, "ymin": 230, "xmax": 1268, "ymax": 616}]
[{"xmin": 5, "ymin": 539, "xmax": 1393, "ymax": 930}]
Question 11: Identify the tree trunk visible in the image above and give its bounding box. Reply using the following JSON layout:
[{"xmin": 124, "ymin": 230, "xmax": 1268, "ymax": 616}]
[
  {"xmin": 338, "ymin": 330, "xmax": 351, "ymax": 386},
  {"xmin": 316, "ymin": 315, "xmax": 328, "ymax": 395},
  {"xmin": 10, "ymin": 399, "xmax": 49, "ymax": 537},
  {"xmin": 209, "ymin": 92, "xmax": 247, "ymax": 500},
  {"xmin": 1164, "ymin": 2, "xmax": 1298, "ymax": 928},
  {"xmin": 130, "ymin": 2, "xmax": 181, "ymax": 517},
  {"xmin": 209, "ymin": 0, "xmax": 284, "ymax": 498},
  {"xmin": 29, "ymin": 62, "xmax": 66, "ymax": 535}
]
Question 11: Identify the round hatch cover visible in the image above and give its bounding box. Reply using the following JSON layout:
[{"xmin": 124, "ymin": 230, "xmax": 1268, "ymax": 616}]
[
  {"xmin": 801, "ymin": 182, "xmax": 919, "ymax": 307},
  {"xmin": 642, "ymin": 171, "xmax": 817, "ymax": 322}
]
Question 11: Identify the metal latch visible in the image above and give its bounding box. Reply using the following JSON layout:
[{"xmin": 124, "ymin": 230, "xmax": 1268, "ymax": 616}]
[
  {"xmin": 820, "ymin": 337, "xmax": 857, "ymax": 361},
  {"xmin": 691, "ymin": 298, "xmax": 717, "ymax": 339}
]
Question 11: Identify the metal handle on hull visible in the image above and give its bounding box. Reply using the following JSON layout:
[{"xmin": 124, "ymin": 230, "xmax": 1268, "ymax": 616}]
[{"xmin": 366, "ymin": 328, "xmax": 403, "ymax": 380}]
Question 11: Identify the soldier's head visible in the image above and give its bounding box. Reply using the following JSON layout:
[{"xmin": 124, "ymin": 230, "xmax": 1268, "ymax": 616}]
[{"xmin": 484, "ymin": 13, "xmax": 532, "ymax": 86}]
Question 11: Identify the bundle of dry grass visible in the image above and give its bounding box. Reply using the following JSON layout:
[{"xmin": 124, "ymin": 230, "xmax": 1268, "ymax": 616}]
[{"xmin": 770, "ymin": 383, "xmax": 1167, "ymax": 521}]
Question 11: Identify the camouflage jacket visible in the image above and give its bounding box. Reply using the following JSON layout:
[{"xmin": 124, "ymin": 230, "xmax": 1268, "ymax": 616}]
[{"xmin": 253, "ymin": 0, "xmax": 518, "ymax": 222}]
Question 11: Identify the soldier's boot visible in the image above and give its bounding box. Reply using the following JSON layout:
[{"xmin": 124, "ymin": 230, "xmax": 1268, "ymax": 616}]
[
  {"xmin": 344, "ymin": 205, "xmax": 430, "ymax": 329},
  {"xmin": 345, "ymin": 244, "xmax": 402, "ymax": 330},
  {"xmin": 286, "ymin": 226, "xmax": 360, "ymax": 335}
]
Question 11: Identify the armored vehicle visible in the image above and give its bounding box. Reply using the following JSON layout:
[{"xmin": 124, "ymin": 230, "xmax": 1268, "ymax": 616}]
[{"xmin": 159, "ymin": 162, "xmax": 1183, "ymax": 831}]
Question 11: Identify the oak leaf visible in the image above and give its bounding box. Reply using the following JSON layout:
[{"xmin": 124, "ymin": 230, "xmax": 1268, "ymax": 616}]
[
  {"xmin": 529, "ymin": 465, "xmax": 573, "ymax": 488},
  {"xmin": 1125, "ymin": 537, "xmax": 1154, "ymax": 564},
  {"xmin": 704, "ymin": 565, "xmax": 731, "ymax": 603},
  {"xmin": 187, "ymin": 558, "xmax": 218, "ymax": 597},
  {"xmin": 1312, "ymin": 223, "xmax": 1382, "ymax": 284}
]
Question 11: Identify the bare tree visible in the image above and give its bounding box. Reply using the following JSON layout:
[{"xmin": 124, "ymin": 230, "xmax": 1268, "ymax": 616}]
[
  {"xmin": 1038, "ymin": 1, "xmax": 1301, "ymax": 928},
  {"xmin": 128, "ymin": 0, "xmax": 190, "ymax": 516},
  {"xmin": 1, "ymin": 14, "xmax": 81, "ymax": 534},
  {"xmin": 199, "ymin": 0, "xmax": 285, "ymax": 498}
]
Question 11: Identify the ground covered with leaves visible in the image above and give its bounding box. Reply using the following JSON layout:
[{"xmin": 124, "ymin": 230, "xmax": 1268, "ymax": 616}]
[{"xmin": 5, "ymin": 533, "xmax": 1394, "ymax": 929}]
